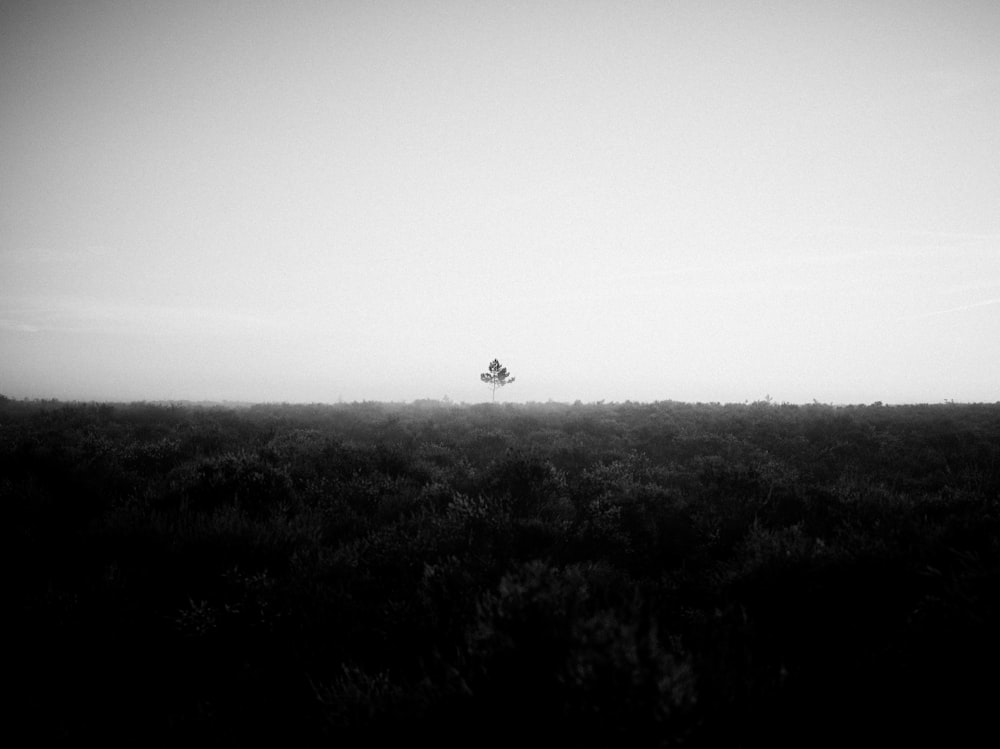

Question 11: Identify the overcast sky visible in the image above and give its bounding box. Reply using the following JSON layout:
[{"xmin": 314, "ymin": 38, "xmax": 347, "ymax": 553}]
[{"xmin": 2, "ymin": 0, "xmax": 998, "ymax": 404}]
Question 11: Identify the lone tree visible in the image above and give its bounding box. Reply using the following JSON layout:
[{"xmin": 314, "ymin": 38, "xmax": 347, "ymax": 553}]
[{"xmin": 480, "ymin": 358, "xmax": 516, "ymax": 402}]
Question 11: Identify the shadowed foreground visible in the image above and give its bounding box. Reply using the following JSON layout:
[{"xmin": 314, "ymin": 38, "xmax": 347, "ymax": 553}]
[{"xmin": 5, "ymin": 397, "xmax": 1000, "ymax": 745}]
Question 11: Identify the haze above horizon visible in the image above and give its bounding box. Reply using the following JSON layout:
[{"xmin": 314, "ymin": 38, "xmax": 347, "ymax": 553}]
[{"xmin": 2, "ymin": 1, "xmax": 998, "ymax": 405}]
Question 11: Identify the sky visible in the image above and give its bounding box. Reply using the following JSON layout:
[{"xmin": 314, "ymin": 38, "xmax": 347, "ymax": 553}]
[{"xmin": 2, "ymin": 0, "xmax": 999, "ymax": 405}]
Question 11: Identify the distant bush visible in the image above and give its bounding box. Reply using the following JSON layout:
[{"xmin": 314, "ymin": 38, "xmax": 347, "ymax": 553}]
[{"xmin": 188, "ymin": 450, "xmax": 295, "ymax": 516}]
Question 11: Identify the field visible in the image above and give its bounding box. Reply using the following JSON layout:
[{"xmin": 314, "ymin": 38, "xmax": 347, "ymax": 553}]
[{"xmin": 5, "ymin": 396, "xmax": 1000, "ymax": 745}]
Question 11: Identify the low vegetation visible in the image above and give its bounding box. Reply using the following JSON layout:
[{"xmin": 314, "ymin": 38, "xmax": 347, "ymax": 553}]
[{"xmin": 4, "ymin": 396, "xmax": 999, "ymax": 745}]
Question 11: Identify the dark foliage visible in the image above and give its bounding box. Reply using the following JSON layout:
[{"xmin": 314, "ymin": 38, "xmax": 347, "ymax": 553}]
[{"xmin": 4, "ymin": 396, "xmax": 1000, "ymax": 745}]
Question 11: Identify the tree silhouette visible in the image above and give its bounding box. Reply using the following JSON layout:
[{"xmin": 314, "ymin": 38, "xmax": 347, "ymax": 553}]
[{"xmin": 480, "ymin": 359, "xmax": 516, "ymax": 402}]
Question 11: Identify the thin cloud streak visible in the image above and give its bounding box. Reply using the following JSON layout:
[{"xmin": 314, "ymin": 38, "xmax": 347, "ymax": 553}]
[
  {"xmin": 0, "ymin": 296, "xmax": 302, "ymax": 336},
  {"xmin": 0, "ymin": 319, "xmax": 42, "ymax": 333},
  {"xmin": 897, "ymin": 298, "xmax": 1000, "ymax": 321}
]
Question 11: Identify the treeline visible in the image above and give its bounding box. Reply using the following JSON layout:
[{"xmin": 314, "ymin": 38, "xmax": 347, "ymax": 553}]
[{"xmin": 4, "ymin": 397, "xmax": 1000, "ymax": 745}]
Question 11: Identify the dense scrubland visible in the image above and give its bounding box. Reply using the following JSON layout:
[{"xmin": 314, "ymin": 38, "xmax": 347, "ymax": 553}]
[{"xmin": 4, "ymin": 394, "xmax": 1000, "ymax": 745}]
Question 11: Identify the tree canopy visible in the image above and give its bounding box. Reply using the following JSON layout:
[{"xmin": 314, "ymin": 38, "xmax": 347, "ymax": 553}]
[{"xmin": 480, "ymin": 359, "xmax": 515, "ymax": 401}]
